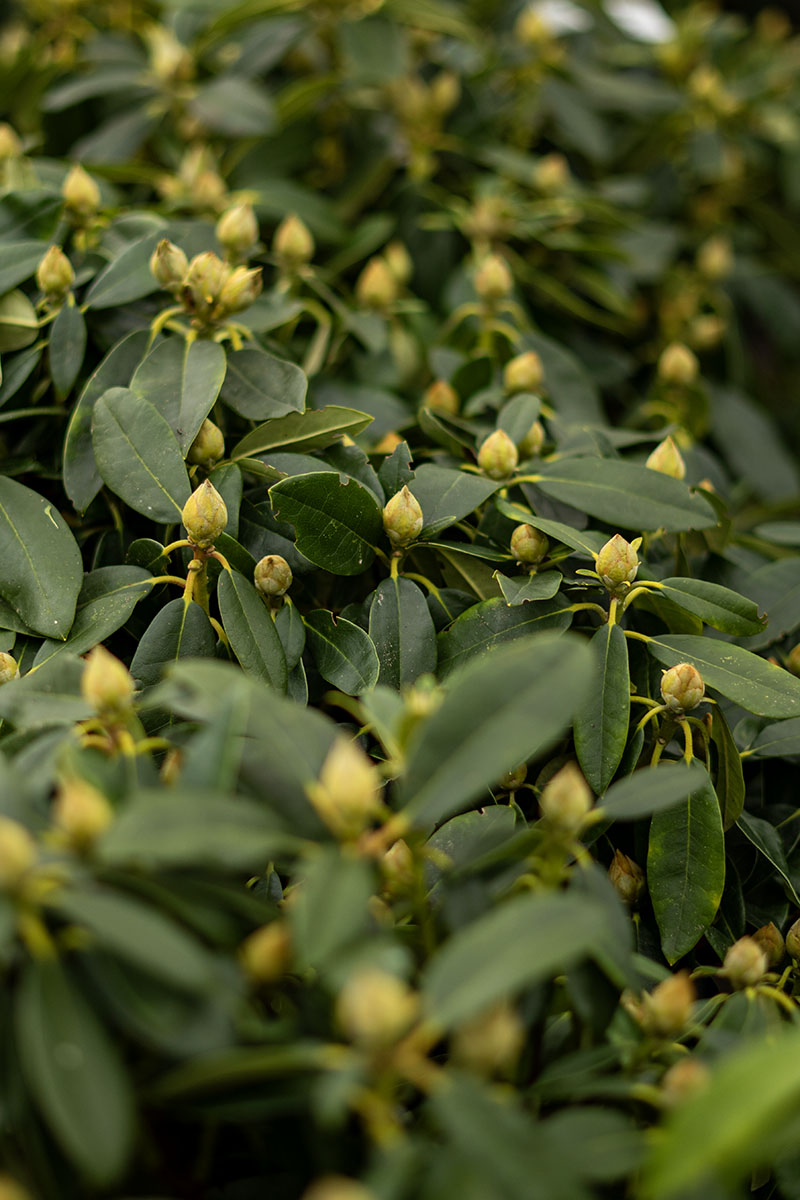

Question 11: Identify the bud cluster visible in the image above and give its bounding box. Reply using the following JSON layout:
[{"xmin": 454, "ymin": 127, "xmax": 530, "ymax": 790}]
[{"xmin": 150, "ymin": 237, "xmax": 262, "ymax": 326}]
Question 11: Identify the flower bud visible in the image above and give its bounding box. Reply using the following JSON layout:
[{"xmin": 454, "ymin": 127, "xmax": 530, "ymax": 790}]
[
  {"xmin": 254, "ymin": 554, "xmax": 293, "ymax": 598},
  {"xmin": 216, "ymin": 202, "xmax": 258, "ymax": 258},
  {"xmin": 81, "ymin": 645, "xmax": 135, "ymax": 719},
  {"xmin": 608, "ymin": 849, "xmax": 645, "ymax": 908},
  {"xmin": 516, "ymin": 7, "xmax": 552, "ymax": 45},
  {"xmin": 500, "ymin": 764, "xmax": 527, "ymax": 790},
  {"xmin": 382, "ymin": 485, "xmax": 424, "ymax": 548},
  {"xmin": 150, "ymin": 238, "xmax": 188, "ymax": 293},
  {"xmin": 785, "ymin": 917, "xmax": 800, "ymax": 959},
  {"xmin": 539, "ymin": 762, "xmax": 592, "ymax": 831},
  {"xmin": 0, "ymin": 125, "xmax": 22, "ymax": 161},
  {"xmin": 751, "ymin": 922, "xmax": 785, "ymax": 968},
  {"xmin": 0, "ymin": 818, "xmax": 36, "ymax": 891},
  {"xmin": 503, "ymin": 351, "xmax": 544, "ymax": 394},
  {"xmin": 786, "ymin": 644, "xmax": 800, "ymax": 677},
  {"xmin": 240, "ymin": 921, "xmax": 292, "ymax": 983},
  {"xmin": 594, "ymin": 534, "xmax": 640, "ymax": 593},
  {"xmin": 660, "ymin": 663, "xmax": 705, "ymax": 714},
  {"xmin": 184, "ymin": 251, "xmax": 229, "ymax": 316},
  {"xmin": 301, "ymin": 1177, "xmax": 376, "ymax": 1200},
  {"xmin": 0, "ymin": 653, "xmax": 19, "ymax": 684},
  {"xmin": 182, "ymin": 479, "xmax": 228, "ymax": 549},
  {"xmin": 194, "ymin": 170, "xmax": 227, "ymax": 210},
  {"xmin": 381, "ymin": 839, "xmax": 415, "ymax": 895},
  {"xmin": 697, "ymin": 235, "xmax": 733, "ymax": 281},
  {"xmin": 657, "ymin": 342, "xmax": 699, "ymax": 385},
  {"xmin": 721, "ymin": 936, "xmax": 768, "ymax": 989},
  {"xmin": 355, "ymin": 257, "xmax": 397, "ymax": 310},
  {"xmin": 53, "ymin": 778, "xmax": 114, "ymax": 848},
  {"xmin": 452, "ymin": 1000, "xmax": 525, "ymax": 1075},
  {"xmin": 273, "ymin": 213, "xmax": 315, "ymax": 267},
  {"xmin": 0, "ymin": 1176, "xmax": 33, "ymax": 1200},
  {"xmin": 660, "ymin": 1057, "xmax": 710, "ymax": 1106},
  {"xmin": 309, "ymin": 739, "xmax": 384, "ymax": 840},
  {"xmin": 646, "ymin": 435, "xmax": 686, "ymax": 480},
  {"xmin": 689, "ymin": 314, "xmax": 726, "ymax": 349},
  {"xmin": 430, "ymin": 70, "xmax": 460, "ymax": 115},
  {"xmin": 477, "ymin": 429, "xmax": 518, "ymax": 480},
  {"xmin": 474, "ymin": 254, "xmax": 512, "ymax": 302},
  {"xmin": 423, "ymin": 379, "xmax": 459, "ymax": 414},
  {"xmin": 36, "ymin": 245, "xmax": 74, "ymax": 297},
  {"xmin": 186, "ymin": 418, "xmax": 225, "ymax": 468},
  {"xmin": 62, "ymin": 163, "xmax": 100, "ymax": 219},
  {"xmin": 336, "ymin": 967, "xmax": 419, "ymax": 1047},
  {"xmin": 384, "ymin": 240, "xmax": 413, "ymax": 285},
  {"xmin": 534, "ymin": 153, "xmax": 570, "ymax": 193},
  {"xmin": 518, "ymin": 419, "xmax": 545, "ymax": 458},
  {"xmin": 639, "ymin": 971, "xmax": 695, "ymax": 1037},
  {"xmin": 218, "ymin": 265, "xmax": 262, "ymax": 314},
  {"xmin": 510, "ymin": 523, "xmax": 548, "ymax": 565}
]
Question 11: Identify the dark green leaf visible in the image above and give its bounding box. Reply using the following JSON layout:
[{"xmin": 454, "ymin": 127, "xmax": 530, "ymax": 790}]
[
  {"xmin": 269, "ymin": 471, "xmax": 383, "ymax": 575},
  {"xmin": 600, "ymin": 759, "xmax": 710, "ymax": 820},
  {"xmin": 437, "ymin": 595, "xmax": 572, "ymax": 677},
  {"xmin": 709, "ymin": 708, "xmax": 745, "ymax": 829},
  {"xmin": 0, "ymin": 655, "xmax": 92, "ymax": 729},
  {"xmin": 83, "ymin": 232, "xmax": 163, "ymax": 309},
  {"xmin": 131, "ymin": 336, "xmax": 227, "ymax": 454},
  {"xmin": 653, "ymin": 577, "xmax": 766, "ymax": 636},
  {"xmin": 49, "ymin": 300, "xmax": 86, "ymax": 398},
  {"xmin": 220, "ymin": 346, "xmax": 306, "ymax": 420},
  {"xmin": 368, "ymin": 576, "xmax": 437, "ymax": 689},
  {"xmin": 736, "ymin": 811, "xmax": 800, "ymax": 907},
  {"xmin": 748, "ymin": 716, "xmax": 800, "ymax": 758},
  {"xmin": 230, "ymin": 405, "xmax": 372, "ymax": 460},
  {"xmin": 290, "ymin": 847, "xmax": 374, "ymax": 972},
  {"xmin": 303, "ymin": 609, "xmax": 379, "ymax": 694},
  {"xmin": 130, "ymin": 598, "xmax": 217, "ymax": 690},
  {"xmin": 646, "ymin": 633, "xmax": 800, "ymax": 718},
  {"xmin": 410, "ymin": 464, "xmax": 499, "ymax": 537},
  {"xmin": 495, "ymin": 571, "xmax": 562, "ymax": 604},
  {"xmin": 92, "ymin": 387, "xmax": 190, "ymax": 522},
  {"xmin": 189, "ymin": 77, "xmax": 276, "ymax": 136},
  {"xmin": 0, "ymin": 240, "xmax": 49, "ymax": 294},
  {"xmin": 217, "ymin": 569, "xmax": 288, "ymax": 692},
  {"xmin": 574, "ymin": 622, "xmax": 630, "ymax": 793},
  {"xmin": 32, "ymin": 566, "xmax": 153, "ymax": 669}
]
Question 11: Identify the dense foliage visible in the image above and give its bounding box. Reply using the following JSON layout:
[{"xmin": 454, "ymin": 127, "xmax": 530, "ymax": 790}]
[{"xmin": 4, "ymin": 0, "xmax": 800, "ymax": 1196}]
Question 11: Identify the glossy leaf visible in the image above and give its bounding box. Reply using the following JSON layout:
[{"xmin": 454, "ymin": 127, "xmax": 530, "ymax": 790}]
[
  {"xmin": 49, "ymin": 300, "xmax": 87, "ymax": 397},
  {"xmin": 83, "ymin": 231, "xmax": 162, "ymax": 309},
  {"xmin": 493, "ymin": 500, "xmax": 607, "ymax": 556},
  {"xmin": 600, "ymin": 759, "xmax": 710, "ymax": 820},
  {"xmin": 269, "ymin": 471, "xmax": 383, "ymax": 575},
  {"xmin": 130, "ymin": 598, "xmax": 217, "ymax": 690},
  {"xmin": 230, "ymin": 406, "xmax": 372, "ymax": 461},
  {"xmin": 646, "ymin": 633, "xmax": 800, "ymax": 718},
  {"xmin": 32, "ymin": 566, "xmax": 153, "ymax": 669},
  {"xmin": 737, "ymin": 811, "xmax": 800, "ymax": 907},
  {"xmin": 709, "ymin": 708, "xmax": 745, "ymax": 829},
  {"xmin": 303, "ymin": 609, "xmax": 378, "ymax": 694},
  {"xmin": 131, "ymin": 335, "xmax": 227, "ymax": 453},
  {"xmin": 0, "ymin": 240, "xmax": 49, "ymax": 293},
  {"xmin": 410, "ymin": 463, "xmax": 499, "ymax": 537},
  {"xmin": 495, "ymin": 571, "xmax": 562, "ymax": 604},
  {"xmin": 220, "ymin": 346, "xmax": 306, "ymax": 420},
  {"xmin": 368, "ymin": 576, "xmax": 437, "ymax": 689},
  {"xmin": 653, "ymin": 577, "xmax": 765, "ymax": 636},
  {"xmin": 748, "ymin": 716, "xmax": 800, "ymax": 758},
  {"xmin": 217, "ymin": 569, "xmax": 288, "ymax": 692},
  {"xmin": 437, "ymin": 595, "xmax": 572, "ymax": 677},
  {"xmin": 574, "ymin": 622, "xmax": 630, "ymax": 793}
]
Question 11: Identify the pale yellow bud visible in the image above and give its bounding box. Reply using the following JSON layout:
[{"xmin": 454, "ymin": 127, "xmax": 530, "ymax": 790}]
[
  {"xmin": 186, "ymin": 418, "xmax": 225, "ymax": 468},
  {"xmin": 382, "ymin": 486, "xmax": 424, "ymax": 548},
  {"xmin": 381, "ymin": 839, "xmax": 415, "ymax": 895},
  {"xmin": 751, "ymin": 922, "xmax": 785, "ymax": 968},
  {"xmin": 0, "ymin": 124, "xmax": 22, "ymax": 161},
  {"xmin": 510, "ymin": 524, "xmax": 548, "ymax": 565},
  {"xmin": 254, "ymin": 554, "xmax": 293, "ymax": 598},
  {"xmin": 273, "ymin": 213, "xmax": 315, "ymax": 267},
  {"xmin": 81, "ymin": 645, "xmax": 135, "ymax": 718},
  {"xmin": 787, "ymin": 645, "xmax": 800, "ymax": 677},
  {"xmin": 477, "ymin": 429, "xmax": 518, "ymax": 480},
  {"xmin": 182, "ymin": 480, "xmax": 228, "ymax": 549},
  {"xmin": 500, "ymin": 764, "xmax": 527, "ymax": 790},
  {"xmin": 184, "ymin": 251, "xmax": 229, "ymax": 316},
  {"xmin": 657, "ymin": 342, "xmax": 699, "ymax": 385},
  {"xmin": 539, "ymin": 762, "xmax": 592, "ymax": 830},
  {"xmin": 785, "ymin": 917, "xmax": 800, "ymax": 959},
  {"xmin": 301, "ymin": 1178, "xmax": 376, "ymax": 1200},
  {"xmin": 423, "ymin": 379, "xmax": 459, "ymax": 414},
  {"xmin": 639, "ymin": 971, "xmax": 695, "ymax": 1037},
  {"xmin": 355, "ymin": 257, "xmax": 397, "ymax": 310},
  {"xmin": 594, "ymin": 534, "xmax": 640, "ymax": 593},
  {"xmin": 503, "ymin": 351, "xmax": 543, "ymax": 394},
  {"xmin": 608, "ymin": 849, "xmax": 645, "ymax": 908},
  {"xmin": 384, "ymin": 240, "xmax": 413, "ymax": 285},
  {"xmin": 697, "ymin": 235, "xmax": 733, "ymax": 281},
  {"xmin": 309, "ymin": 739, "xmax": 384, "ymax": 840},
  {"xmin": 452, "ymin": 1000, "xmax": 525, "ymax": 1075},
  {"xmin": 0, "ymin": 1175, "xmax": 34, "ymax": 1200},
  {"xmin": 661, "ymin": 1058, "xmax": 710, "ymax": 1106},
  {"xmin": 0, "ymin": 652, "xmax": 19, "ymax": 684},
  {"xmin": 336, "ymin": 967, "xmax": 419, "ymax": 1047},
  {"xmin": 194, "ymin": 170, "xmax": 227, "ymax": 210},
  {"xmin": 515, "ymin": 8, "xmax": 552, "ymax": 45},
  {"xmin": 36, "ymin": 244, "xmax": 74, "ymax": 297},
  {"xmin": 218, "ymin": 265, "xmax": 262, "ymax": 314},
  {"xmin": 689, "ymin": 314, "xmax": 726, "ymax": 349},
  {"xmin": 660, "ymin": 663, "xmax": 705, "ymax": 714},
  {"xmin": 646, "ymin": 435, "xmax": 686, "ymax": 480},
  {"xmin": 53, "ymin": 778, "xmax": 114, "ymax": 847},
  {"xmin": 150, "ymin": 238, "xmax": 188, "ymax": 293},
  {"xmin": 430, "ymin": 71, "xmax": 460, "ymax": 114},
  {"xmin": 535, "ymin": 153, "xmax": 570, "ymax": 193},
  {"xmin": 474, "ymin": 254, "xmax": 512, "ymax": 302},
  {"xmin": 721, "ymin": 936, "xmax": 768, "ymax": 989},
  {"xmin": 0, "ymin": 818, "xmax": 36, "ymax": 891},
  {"xmin": 62, "ymin": 163, "xmax": 100, "ymax": 219},
  {"xmin": 518, "ymin": 419, "xmax": 545, "ymax": 458},
  {"xmin": 240, "ymin": 921, "xmax": 292, "ymax": 983},
  {"xmin": 216, "ymin": 202, "xmax": 259, "ymax": 258},
  {"xmin": 146, "ymin": 23, "xmax": 193, "ymax": 83}
]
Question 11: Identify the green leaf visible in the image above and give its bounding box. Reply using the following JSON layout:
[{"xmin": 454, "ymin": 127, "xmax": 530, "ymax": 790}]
[
  {"xmin": 0, "ymin": 240, "xmax": 49, "ymax": 294},
  {"xmin": 739, "ymin": 558, "xmax": 800, "ymax": 650},
  {"xmin": 368, "ymin": 577, "xmax": 437, "ymax": 689},
  {"xmin": 495, "ymin": 571, "xmax": 562, "ymax": 604},
  {"xmin": 410, "ymin": 464, "xmax": 499, "ymax": 536},
  {"xmin": 130, "ymin": 598, "xmax": 217, "ymax": 690},
  {"xmin": 92, "ymin": 387, "xmax": 191, "ymax": 522},
  {"xmin": 275, "ymin": 599, "xmax": 306, "ymax": 670},
  {"xmin": 573, "ymin": 622, "xmax": 630, "ymax": 793},
  {"xmin": 0, "ymin": 476, "xmax": 83, "ymax": 638},
  {"xmin": 269, "ymin": 471, "xmax": 383, "ymax": 575},
  {"xmin": 400, "ymin": 633, "xmax": 593, "ymax": 830},
  {"xmin": 217, "ymin": 569, "xmax": 288, "ymax": 692},
  {"xmin": 0, "ymin": 344, "xmax": 43, "ymax": 409},
  {"xmin": 290, "ymin": 847, "xmax": 375, "ymax": 972},
  {"xmin": 422, "ymin": 891, "xmax": 606, "ymax": 1028},
  {"xmin": 748, "ymin": 715, "xmax": 800, "ymax": 758},
  {"xmin": 437, "ymin": 595, "xmax": 572, "ymax": 677},
  {"xmin": 16, "ymin": 958, "xmax": 135, "ymax": 1185},
  {"xmin": 0, "ymin": 289, "xmax": 38, "ymax": 352},
  {"xmin": 230, "ymin": 405, "xmax": 372, "ymax": 460},
  {"xmin": 493, "ymin": 500, "xmax": 608, "ymax": 556},
  {"xmin": 303, "ymin": 609, "xmax": 379, "ymax": 695},
  {"xmin": 736, "ymin": 811, "xmax": 800, "ymax": 907},
  {"xmin": 709, "ymin": 708, "xmax": 745, "ymax": 829},
  {"xmin": 600, "ymin": 759, "xmax": 710, "ymax": 820},
  {"xmin": 220, "ymin": 346, "xmax": 306, "ymax": 420},
  {"xmin": 49, "ymin": 300, "xmax": 86, "ymax": 397},
  {"xmin": 32, "ymin": 566, "xmax": 153, "ymax": 669},
  {"xmin": 645, "ymin": 633, "xmax": 800, "ymax": 718},
  {"xmin": 652, "ymin": 577, "xmax": 766, "ymax": 636},
  {"xmin": 189, "ymin": 77, "xmax": 276, "ymax": 136},
  {"xmin": 0, "ymin": 655, "xmax": 92, "ymax": 729},
  {"xmin": 83, "ymin": 231, "xmax": 162, "ymax": 309},
  {"xmin": 131, "ymin": 336, "xmax": 227, "ymax": 454},
  {"xmin": 648, "ymin": 770, "xmax": 725, "ymax": 962},
  {"xmin": 533, "ymin": 458, "xmax": 716, "ymax": 532}
]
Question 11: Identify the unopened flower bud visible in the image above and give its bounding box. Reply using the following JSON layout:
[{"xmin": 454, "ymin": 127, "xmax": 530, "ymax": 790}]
[
  {"xmin": 503, "ymin": 351, "xmax": 544, "ymax": 394},
  {"xmin": 661, "ymin": 1057, "xmax": 710, "ymax": 1106},
  {"xmin": 518, "ymin": 419, "xmax": 545, "ymax": 458},
  {"xmin": 384, "ymin": 240, "xmax": 413, "ymax": 285},
  {"xmin": 594, "ymin": 534, "xmax": 640, "ymax": 593},
  {"xmin": 62, "ymin": 163, "xmax": 100, "ymax": 219},
  {"xmin": 787, "ymin": 645, "xmax": 800, "ymax": 677},
  {"xmin": 510, "ymin": 523, "xmax": 548, "ymax": 565},
  {"xmin": 452, "ymin": 1000, "xmax": 525, "ymax": 1075},
  {"xmin": 477, "ymin": 429, "xmax": 518, "ymax": 480},
  {"xmin": 254, "ymin": 554, "xmax": 293, "ymax": 597},
  {"xmin": 539, "ymin": 762, "xmax": 592, "ymax": 830},
  {"xmin": 240, "ymin": 921, "xmax": 292, "ymax": 983},
  {"xmin": 150, "ymin": 238, "xmax": 188, "ymax": 293},
  {"xmin": 646, "ymin": 435, "xmax": 686, "ymax": 480},
  {"xmin": 382, "ymin": 839, "xmax": 415, "ymax": 894},
  {"xmin": 430, "ymin": 71, "xmax": 460, "ymax": 114},
  {"xmin": 382, "ymin": 485, "xmax": 424, "ymax": 548},
  {"xmin": 309, "ymin": 739, "xmax": 384, "ymax": 840},
  {"xmin": 336, "ymin": 967, "xmax": 419, "ymax": 1047},
  {"xmin": 81, "ymin": 645, "xmax": 135, "ymax": 719},
  {"xmin": 689, "ymin": 314, "xmax": 726, "ymax": 348},
  {"xmin": 184, "ymin": 251, "xmax": 229, "ymax": 315},
  {"xmin": 273, "ymin": 213, "xmax": 315, "ymax": 267},
  {"xmin": 36, "ymin": 244, "xmax": 74, "ymax": 297},
  {"xmin": 640, "ymin": 971, "xmax": 695, "ymax": 1037},
  {"xmin": 721, "ymin": 936, "xmax": 768, "ymax": 989},
  {"xmin": 608, "ymin": 849, "xmax": 645, "ymax": 907},
  {"xmin": 218, "ymin": 265, "xmax": 262, "ymax": 314},
  {"xmin": 657, "ymin": 342, "xmax": 699, "ymax": 385},
  {"xmin": 474, "ymin": 254, "xmax": 512, "ymax": 302},
  {"xmin": 500, "ymin": 763, "xmax": 527, "ymax": 791},
  {"xmin": 53, "ymin": 778, "xmax": 113, "ymax": 847},
  {"xmin": 301, "ymin": 1178, "xmax": 376, "ymax": 1200},
  {"xmin": 0, "ymin": 653, "xmax": 19, "ymax": 684},
  {"xmin": 0, "ymin": 125, "xmax": 22, "ymax": 161},
  {"xmin": 186, "ymin": 418, "xmax": 225, "ymax": 468},
  {"xmin": 182, "ymin": 479, "xmax": 227, "ymax": 549},
  {"xmin": 660, "ymin": 663, "xmax": 705, "ymax": 714},
  {"xmin": 516, "ymin": 7, "xmax": 552, "ymax": 44},
  {"xmin": 424, "ymin": 379, "xmax": 459, "ymax": 414},
  {"xmin": 194, "ymin": 170, "xmax": 227, "ymax": 210},
  {"xmin": 0, "ymin": 818, "xmax": 36, "ymax": 891},
  {"xmin": 697, "ymin": 235, "xmax": 733, "ymax": 281},
  {"xmin": 535, "ymin": 153, "xmax": 570, "ymax": 193},
  {"xmin": 785, "ymin": 917, "xmax": 800, "ymax": 959},
  {"xmin": 751, "ymin": 922, "xmax": 785, "ymax": 968},
  {"xmin": 355, "ymin": 257, "xmax": 397, "ymax": 310},
  {"xmin": 216, "ymin": 202, "xmax": 258, "ymax": 257}
]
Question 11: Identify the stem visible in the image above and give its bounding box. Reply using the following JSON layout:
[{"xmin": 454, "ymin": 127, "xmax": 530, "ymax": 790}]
[
  {"xmin": 679, "ymin": 718, "xmax": 694, "ymax": 764},
  {"xmin": 161, "ymin": 538, "xmax": 191, "ymax": 556},
  {"xmin": 623, "ymin": 629, "xmax": 651, "ymax": 643},
  {"xmin": 620, "ymin": 583, "xmax": 661, "ymax": 613},
  {"xmin": 208, "ymin": 549, "xmax": 233, "ymax": 573},
  {"xmin": 608, "ymin": 597, "xmax": 618, "ymax": 626}
]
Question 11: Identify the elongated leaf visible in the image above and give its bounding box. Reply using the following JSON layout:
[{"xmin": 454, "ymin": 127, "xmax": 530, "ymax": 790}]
[
  {"xmin": 600, "ymin": 759, "xmax": 709, "ymax": 820},
  {"xmin": 290, "ymin": 848, "xmax": 374, "ymax": 973},
  {"xmin": 533, "ymin": 458, "xmax": 716, "ymax": 531},
  {"xmin": 574, "ymin": 622, "xmax": 630, "ymax": 793},
  {"xmin": 422, "ymin": 891, "xmax": 606, "ymax": 1029},
  {"xmin": 737, "ymin": 811, "xmax": 800, "ymax": 906},
  {"xmin": 92, "ymin": 387, "xmax": 190, "ymax": 521},
  {"xmin": 83, "ymin": 231, "xmax": 162, "ymax": 309},
  {"xmin": 131, "ymin": 336, "xmax": 227, "ymax": 453},
  {"xmin": 16, "ymin": 959, "xmax": 135, "ymax": 1185},
  {"xmin": 0, "ymin": 476, "xmax": 82, "ymax": 638},
  {"xmin": 646, "ymin": 633, "xmax": 800, "ymax": 718},
  {"xmin": 217, "ymin": 569, "xmax": 288, "ymax": 692},
  {"xmin": 710, "ymin": 708, "xmax": 745, "ymax": 829},
  {"xmin": 49, "ymin": 299, "xmax": 86, "ymax": 397},
  {"xmin": 437, "ymin": 595, "xmax": 572, "ymax": 677},
  {"xmin": 410, "ymin": 464, "xmax": 499, "ymax": 536},
  {"xmin": 0, "ymin": 655, "xmax": 92, "ymax": 729},
  {"xmin": 0, "ymin": 289, "xmax": 38, "ymax": 351},
  {"xmin": 495, "ymin": 571, "xmax": 562, "ymax": 604},
  {"xmin": 494, "ymin": 501, "xmax": 609, "ymax": 558},
  {"xmin": 648, "ymin": 770, "xmax": 725, "ymax": 962},
  {"xmin": 304, "ymin": 609, "xmax": 379, "ymax": 695},
  {"xmin": 652, "ymin": 577, "xmax": 765, "ymax": 636},
  {"xmin": 739, "ymin": 557, "xmax": 800, "ymax": 650},
  {"xmin": 749, "ymin": 716, "xmax": 800, "ymax": 758},
  {"xmin": 269, "ymin": 471, "xmax": 383, "ymax": 575},
  {"xmin": 368, "ymin": 576, "xmax": 437, "ymax": 689},
  {"xmin": 0, "ymin": 240, "xmax": 48, "ymax": 294},
  {"xmin": 32, "ymin": 566, "xmax": 153, "ymax": 669},
  {"xmin": 275, "ymin": 599, "xmax": 306, "ymax": 670},
  {"xmin": 400, "ymin": 633, "xmax": 593, "ymax": 829},
  {"xmin": 221, "ymin": 346, "xmax": 306, "ymax": 420},
  {"xmin": 230, "ymin": 406, "xmax": 372, "ymax": 460},
  {"xmin": 130, "ymin": 598, "xmax": 217, "ymax": 690}
]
